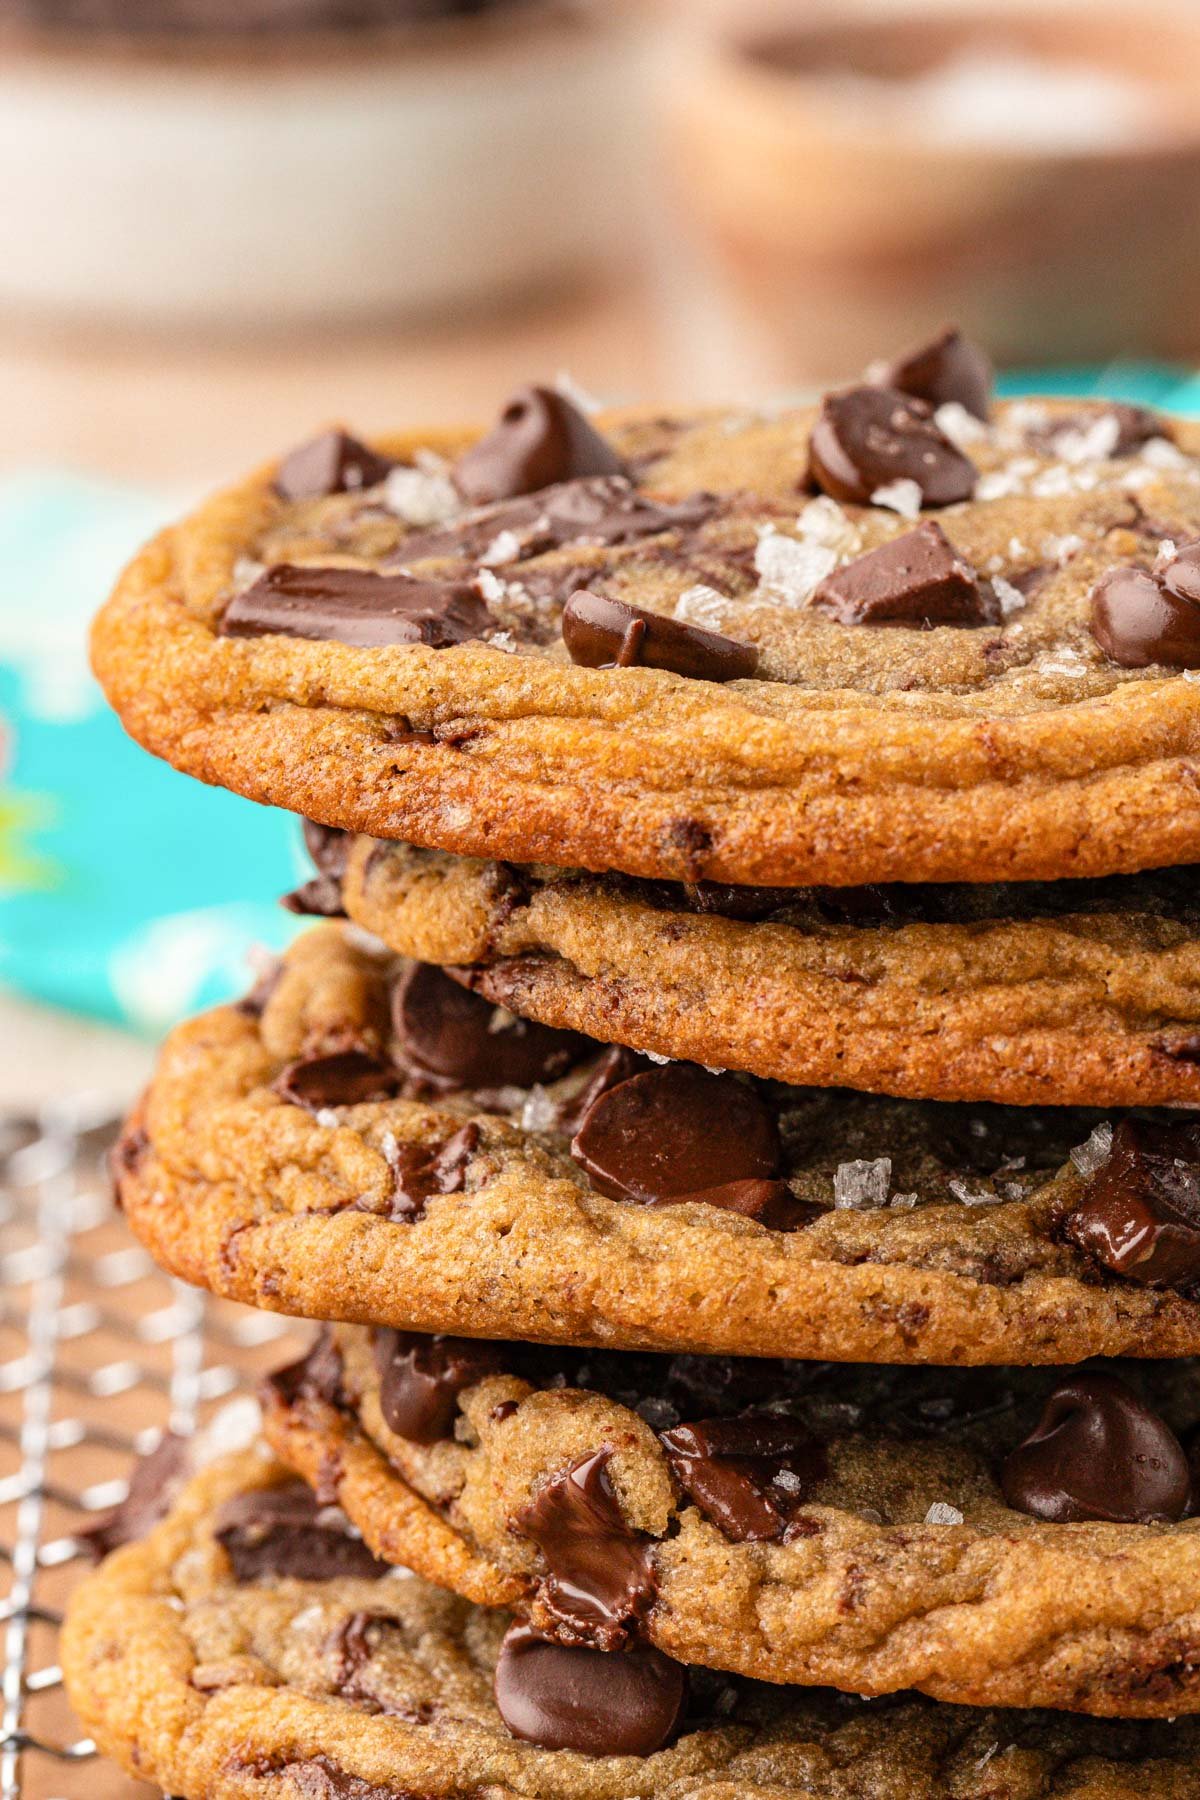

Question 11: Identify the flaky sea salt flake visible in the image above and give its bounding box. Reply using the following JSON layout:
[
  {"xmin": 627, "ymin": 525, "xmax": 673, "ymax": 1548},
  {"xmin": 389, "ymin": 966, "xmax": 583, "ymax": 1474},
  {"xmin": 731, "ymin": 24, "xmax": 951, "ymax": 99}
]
[
  {"xmin": 1071, "ymin": 1121, "xmax": 1114, "ymax": 1177},
  {"xmin": 675, "ymin": 585, "xmax": 734, "ymax": 629},
  {"xmin": 871, "ymin": 478, "xmax": 923, "ymax": 520},
  {"xmin": 384, "ymin": 464, "xmax": 459, "ymax": 527},
  {"xmin": 834, "ymin": 1157, "xmax": 892, "ymax": 1210},
  {"xmin": 754, "ymin": 528, "xmax": 838, "ymax": 605},
  {"xmin": 924, "ymin": 1501, "xmax": 965, "ymax": 1526}
]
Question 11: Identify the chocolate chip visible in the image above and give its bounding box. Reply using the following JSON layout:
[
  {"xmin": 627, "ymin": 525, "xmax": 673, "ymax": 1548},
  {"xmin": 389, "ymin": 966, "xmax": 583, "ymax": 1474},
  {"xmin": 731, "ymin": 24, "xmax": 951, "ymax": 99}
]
[
  {"xmin": 382, "ymin": 1122, "xmax": 479, "ymax": 1222},
  {"xmin": 870, "ymin": 326, "xmax": 993, "ymax": 421},
  {"xmin": 494, "ymin": 1623, "xmax": 687, "ymax": 1758},
  {"xmin": 78, "ymin": 1433, "xmax": 190, "ymax": 1560},
  {"xmin": 1155, "ymin": 1034, "xmax": 1200, "ymax": 1064},
  {"xmin": 515, "ymin": 1448, "xmax": 657, "ymax": 1649},
  {"xmin": 660, "ymin": 1414, "xmax": 826, "ymax": 1542},
  {"xmin": 570, "ymin": 1064, "xmax": 780, "ymax": 1208},
  {"xmin": 264, "ymin": 1330, "xmax": 345, "ymax": 1411},
  {"xmin": 1090, "ymin": 548, "xmax": 1200, "ymax": 669},
  {"xmin": 809, "ymin": 386, "xmax": 976, "ymax": 508},
  {"xmin": 214, "ymin": 1480, "xmax": 389, "ymax": 1581},
  {"xmin": 220, "ymin": 564, "xmax": 492, "ymax": 650},
  {"xmin": 372, "ymin": 1330, "xmax": 504, "ymax": 1443},
  {"xmin": 812, "ymin": 522, "xmax": 998, "ymax": 628},
  {"xmin": 675, "ymin": 881, "xmax": 794, "ymax": 921},
  {"xmin": 1001, "ymin": 1372, "xmax": 1192, "ymax": 1524},
  {"xmin": 394, "ymin": 475, "xmax": 714, "ymax": 567},
  {"xmin": 391, "ymin": 963, "xmax": 588, "ymax": 1090},
  {"xmin": 454, "ymin": 385, "xmax": 625, "ymax": 505},
  {"xmin": 281, "ymin": 820, "xmax": 353, "ymax": 918},
  {"xmin": 282, "ymin": 1758, "xmax": 409, "ymax": 1800},
  {"xmin": 274, "ymin": 1051, "xmax": 400, "ymax": 1113},
  {"xmin": 562, "ymin": 591, "xmax": 757, "ymax": 683},
  {"xmin": 554, "ymin": 1045, "xmax": 648, "ymax": 1136},
  {"xmin": 274, "ymin": 430, "xmax": 394, "ymax": 503},
  {"xmin": 1063, "ymin": 1116, "xmax": 1200, "ymax": 1290}
]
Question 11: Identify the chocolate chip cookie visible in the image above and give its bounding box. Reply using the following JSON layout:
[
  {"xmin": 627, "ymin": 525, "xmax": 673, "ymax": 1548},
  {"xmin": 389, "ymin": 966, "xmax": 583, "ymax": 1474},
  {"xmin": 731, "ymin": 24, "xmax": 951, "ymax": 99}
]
[
  {"xmin": 61, "ymin": 1447, "xmax": 1200, "ymax": 1793},
  {"xmin": 262, "ymin": 1326, "xmax": 1200, "ymax": 1715},
  {"xmin": 113, "ymin": 924, "xmax": 1200, "ymax": 1364},
  {"xmin": 301, "ymin": 829, "xmax": 1200, "ymax": 1107},
  {"xmin": 89, "ymin": 356, "xmax": 1200, "ymax": 888}
]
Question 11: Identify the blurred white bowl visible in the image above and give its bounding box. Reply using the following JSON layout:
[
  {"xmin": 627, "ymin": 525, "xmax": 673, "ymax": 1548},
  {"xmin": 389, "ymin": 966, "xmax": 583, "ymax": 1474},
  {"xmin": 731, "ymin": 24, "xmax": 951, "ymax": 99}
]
[{"xmin": 0, "ymin": 4, "xmax": 636, "ymax": 328}]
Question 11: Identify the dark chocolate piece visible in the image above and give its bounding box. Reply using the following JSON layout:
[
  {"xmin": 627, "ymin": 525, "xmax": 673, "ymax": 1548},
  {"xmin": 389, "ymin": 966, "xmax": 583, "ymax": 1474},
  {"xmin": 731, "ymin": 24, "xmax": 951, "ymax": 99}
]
[
  {"xmin": 282, "ymin": 819, "xmax": 352, "ymax": 917},
  {"xmin": 1001, "ymin": 1372, "xmax": 1193, "ymax": 1524},
  {"xmin": 562, "ymin": 590, "xmax": 757, "ymax": 682},
  {"xmin": 391, "ymin": 963, "xmax": 588, "ymax": 1090},
  {"xmin": 274, "ymin": 1051, "xmax": 400, "ymax": 1113},
  {"xmin": 871, "ymin": 325, "xmax": 993, "ymax": 421},
  {"xmin": 812, "ymin": 521, "xmax": 998, "ymax": 628},
  {"xmin": 493, "ymin": 1623, "xmax": 687, "ymax": 1758},
  {"xmin": 394, "ymin": 476, "xmax": 714, "ymax": 567},
  {"xmin": 515, "ymin": 1449, "xmax": 657, "ymax": 1650},
  {"xmin": 660, "ymin": 1414, "xmax": 826, "ymax": 1542},
  {"xmin": 454, "ymin": 385, "xmax": 625, "ymax": 505},
  {"xmin": 220, "ymin": 564, "xmax": 491, "ymax": 650},
  {"xmin": 1064, "ymin": 1116, "xmax": 1200, "ymax": 1290},
  {"xmin": 274, "ymin": 430, "xmax": 393, "ymax": 503},
  {"xmin": 372, "ymin": 1329, "xmax": 504, "ymax": 1443},
  {"xmin": 214, "ymin": 1480, "xmax": 389, "ymax": 1581},
  {"xmin": 570, "ymin": 1064, "xmax": 780, "ymax": 1208},
  {"xmin": 1090, "ymin": 546, "xmax": 1200, "ymax": 669},
  {"xmin": 1030, "ymin": 404, "xmax": 1167, "ymax": 458},
  {"xmin": 808, "ymin": 386, "xmax": 976, "ymax": 508},
  {"xmin": 264, "ymin": 1330, "xmax": 345, "ymax": 1412},
  {"xmin": 78, "ymin": 1433, "xmax": 190, "ymax": 1560},
  {"xmin": 382, "ymin": 1122, "xmax": 479, "ymax": 1222}
]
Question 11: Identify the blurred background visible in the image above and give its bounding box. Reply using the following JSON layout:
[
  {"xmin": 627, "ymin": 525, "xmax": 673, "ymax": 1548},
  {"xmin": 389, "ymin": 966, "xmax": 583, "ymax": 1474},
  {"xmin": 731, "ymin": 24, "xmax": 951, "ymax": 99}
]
[{"xmin": 8, "ymin": 0, "xmax": 1200, "ymax": 1108}]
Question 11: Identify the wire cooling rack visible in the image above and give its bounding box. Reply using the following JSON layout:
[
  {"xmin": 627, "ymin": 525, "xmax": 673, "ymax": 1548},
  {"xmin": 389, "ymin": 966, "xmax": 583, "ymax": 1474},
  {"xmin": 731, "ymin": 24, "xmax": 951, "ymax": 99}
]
[{"xmin": 0, "ymin": 1102, "xmax": 306, "ymax": 1800}]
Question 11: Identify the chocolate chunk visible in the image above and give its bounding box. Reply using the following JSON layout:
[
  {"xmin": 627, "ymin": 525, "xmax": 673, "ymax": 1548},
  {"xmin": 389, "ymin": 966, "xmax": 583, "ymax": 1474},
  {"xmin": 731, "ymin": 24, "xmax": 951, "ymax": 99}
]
[
  {"xmin": 220, "ymin": 564, "xmax": 492, "ymax": 650},
  {"xmin": 214, "ymin": 1480, "xmax": 389, "ymax": 1581},
  {"xmin": 274, "ymin": 1051, "xmax": 400, "ymax": 1113},
  {"xmin": 570, "ymin": 1064, "xmax": 780, "ymax": 1208},
  {"xmin": 812, "ymin": 522, "xmax": 998, "ymax": 628},
  {"xmin": 1063, "ymin": 1116, "xmax": 1200, "ymax": 1290},
  {"xmin": 372, "ymin": 1329, "xmax": 504, "ymax": 1443},
  {"xmin": 494, "ymin": 1623, "xmax": 686, "ymax": 1758},
  {"xmin": 1156, "ymin": 1034, "xmax": 1200, "ymax": 1064},
  {"xmin": 283, "ymin": 1760, "xmax": 407, "ymax": 1800},
  {"xmin": 870, "ymin": 326, "xmax": 993, "ymax": 421},
  {"xmin": 562, "ymin": 591, "xmax": 757, "ymax": 683},
  {"xmin": 1001, "ymin": 1372, "xmax": 1192, "ymax": 1524},
  {"xmin": 676, "ymin": 880, "xmax": 795, "ymax": 921},
  {"xmin": 660, "ymin": 1415, "xmax": 826, "ymax": 1542},
  {"xmin": 1090, "ymin": 547, "xmax": 1200, "ymax": 669},
  {"xmin": 515, "ymin": 1449, "xmax": 657, "ymax": 1649},
  {"xmin": 382, "ymin": 1122, "xmax": 479, "ymax": 1222},
  {"xmin": 264, "ymin": 1330, "xmax": 345, "ymax": 1411},
  {"xmin": 392, "ymin": 963, "xmax": 588, "ymax": 1090},
  {"xmin": 235, "ymin": 960, "xmax": 283, "ymax": 1019},
  {"xmin": 554, "ymin": 1045, "xmax": 648, "ymax": 1136},
  {"xmin": 454, "ymin": 385, "xmax": 625, "ymax": 505},
  {"xmin": 78, "ymin": 1433, "xmax": 190, "ymax": 1560},
  {"xmin": 395, "ymin": 475, "xmax": 714, "ymax": 568},
  {"xmin": 273, "ymin": 430, "xmax": 394, "ymax": 504},
  {"xmin": 809, "ymin": 386, "xmax": 976, "ymax": 509},
  {"xmin": 282, "ymin": 819, "xmax": 352, "ymax": 917}
]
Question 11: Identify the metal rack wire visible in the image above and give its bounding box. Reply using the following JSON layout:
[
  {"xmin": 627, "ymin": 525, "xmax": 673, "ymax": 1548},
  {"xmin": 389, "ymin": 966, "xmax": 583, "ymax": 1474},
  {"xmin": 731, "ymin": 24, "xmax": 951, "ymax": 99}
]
[{"xmin": 0, "ymin": 1104, "xmax": 305, "ymax": 1800}]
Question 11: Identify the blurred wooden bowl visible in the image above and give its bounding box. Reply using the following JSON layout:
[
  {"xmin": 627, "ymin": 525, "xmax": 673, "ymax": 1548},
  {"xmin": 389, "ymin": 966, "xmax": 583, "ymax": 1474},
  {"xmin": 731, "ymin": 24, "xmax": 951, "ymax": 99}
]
[
  {"xmin": 0, "ymin": 3, "xmax": 636, "ymax": 330},
  {"xmin": 666, "ymin": 3, "xmax": 1200, "ymax": 376}
]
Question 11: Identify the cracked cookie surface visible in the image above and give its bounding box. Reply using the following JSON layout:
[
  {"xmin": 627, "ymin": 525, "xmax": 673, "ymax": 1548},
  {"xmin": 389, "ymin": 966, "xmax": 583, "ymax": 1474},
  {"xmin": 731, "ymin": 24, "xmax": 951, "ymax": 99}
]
[
  {"xmin": 61, "ymin": 1449, "xmax": 1200, "ymax": 1797},
  {"xmin": 264, "ymin": 1326, "xmax": 1200, "ymax": 1715},
  {"xmin": 330, "ymin": 834, "xmax": 1200, "ymax": 1106},
  {"xmin": 114, "ymin": 925, "xmax": 1200, "ymax": 1365},
  {"xmin": 90, "ymin": 395, "xmax": 1200, "ymax": 887}
]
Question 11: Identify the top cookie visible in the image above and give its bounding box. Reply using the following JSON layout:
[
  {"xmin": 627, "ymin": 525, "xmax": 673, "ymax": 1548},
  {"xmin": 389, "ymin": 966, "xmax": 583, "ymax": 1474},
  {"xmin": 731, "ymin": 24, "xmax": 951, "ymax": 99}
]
[{"xmin": 90, "ymin": 338, "xmax": 1200, "ymax": 887}]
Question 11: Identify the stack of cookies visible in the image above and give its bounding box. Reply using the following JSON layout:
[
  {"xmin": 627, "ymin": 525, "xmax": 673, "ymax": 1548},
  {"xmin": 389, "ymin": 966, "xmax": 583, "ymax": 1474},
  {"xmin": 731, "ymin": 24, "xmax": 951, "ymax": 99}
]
[{"xmin": 65, "ymin": 336, "xmax": 1200, "ymax": 1797}]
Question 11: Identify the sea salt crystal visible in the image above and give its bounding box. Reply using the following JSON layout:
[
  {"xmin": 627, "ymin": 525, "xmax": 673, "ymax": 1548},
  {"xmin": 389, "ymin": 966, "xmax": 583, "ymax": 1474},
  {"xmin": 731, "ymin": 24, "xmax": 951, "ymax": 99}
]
[
  {"xmin": 755, "ymin": 527, "xmax": 838, "ymax": 603},
  {"xmin": 797, "ymin": 494, "xmax": 862, "ymax": 557},
  {"xmin": 976, "ymin": 463, "xmax": 1030, "ymax": 502},
  {"xmin": 675, "ymin": 584, "xmax": 734, "ymax": 629},
  {"xmin": 481, "ymin": 529, "xmax": 522, "ymax": 567},
  {"xmin": 991, "ymin": 576, "xmax": 1027, "ymax": 620},
  {"xmin": 1037, "ymin": 649, "xmax": 1090, "ymax": 678},
  {"xmin": 642, "ymin": 1049, "xmax": 673, "ymax": 1066},
  {"xmin": 488, "ymin": 630, "xmax": 517, "ymax": 654},
  {"xmin": 975, "ymin": 1743, "xmax": 1001, "ymax": 1772},
  {"xmin": 315, "ymin": 1108, "xmax": 341, "ymax": 1130},
  {"xmin": 949, "ymin": 1179, "xmax": 1004, "ymax": 1208},
  {"xmin": 1070, "ymin": 1121, "xmax": 1114, "ymax": 1177},
  {"xmin": 1052, "ymin": 413, "xmax": 1121, "ymax": 464},
  {"xmin": 488, "ymin": 1005, "xmax": 522, "ymax": 1036},
  {"xmin": 1142, "ymin": 436, "xmax": 1190, "ymax": 470},
  {"xmin": 935, "ymin": 401, "xmax": 989, "ymax": 450},
  {"xmin": 890, "ymin": 1192, "xmax": 919, "ymax": 1211},
  {"xmin": 384, "ymin": 463, "xmax": 459, "ymax": 527},
  {"xmin": 1042, "ymin": 532, "xmax": 1086, "ymax": 563},
  {"xmin": 924, "ymin": 1501, "xmax": 965, "ymax": 1526},
  {"xmin": 871, "ymin": 478, "xmax": 923, "ymax": 520},
  {"xmin": 1156, "ymin": 538, "xmax": 1179, "ymax": 569},
  {"xmin": 1007, "ymin": 536, "xmax": 1028, "ymax": 560},
  {"xmin": 520, "ymin": 1086, "xmax": 559, "ymax": 1134},
  {"xmin": 833, "ymin": 1157, "xmax": 892, "ymax": 1210},
  {"xmin": 773, "ymin": 1469, "xmax": 804, "ymax": 1496},
  {"xmin": 476, "ymin": 568, "xmax": 507, "ymax": 605}
]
